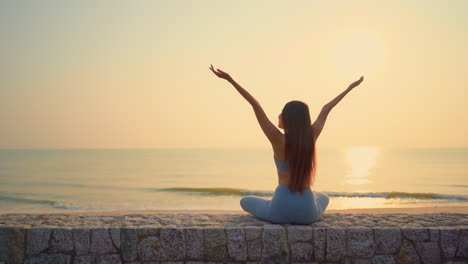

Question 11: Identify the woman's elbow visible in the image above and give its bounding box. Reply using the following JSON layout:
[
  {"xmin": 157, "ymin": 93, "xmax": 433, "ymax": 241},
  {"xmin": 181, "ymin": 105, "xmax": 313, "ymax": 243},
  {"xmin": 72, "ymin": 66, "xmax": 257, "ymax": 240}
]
[{"xmin": 322, "ymin": 104, "xmax": 332, "ymax": 113}]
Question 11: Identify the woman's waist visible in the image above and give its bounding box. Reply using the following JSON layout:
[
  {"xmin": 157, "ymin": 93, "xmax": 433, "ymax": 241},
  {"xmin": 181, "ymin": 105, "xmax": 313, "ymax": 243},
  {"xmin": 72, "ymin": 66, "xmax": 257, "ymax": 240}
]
[{"xmin": 276, "ymin": 184, "xmax": 313, "ymax": 195}]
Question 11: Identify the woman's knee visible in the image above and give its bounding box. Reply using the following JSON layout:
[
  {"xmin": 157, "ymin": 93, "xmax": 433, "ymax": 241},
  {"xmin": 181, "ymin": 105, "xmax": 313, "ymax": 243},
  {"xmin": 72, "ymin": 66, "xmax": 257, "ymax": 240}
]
[
  {"xmin": 316, "ymin": 192, "xmax": 330, "ymax": 209},
  {"xmin": 318, "ymin": 191, "xmax": 330, "ymax": 199},
  {"xmin": 240, "ymin": 197, "xmax": 248, "ymax": 209},
  {"xmin": 240, "ymin": 196, "xmax": 270, "ymax": 217},
  {"xmin": 240, "ymin": 196, "xmax": 254, "ymax": 211},
  {"xmin": 322, "ymin": 192, "xmax": 330, "ymax": 206},
  {"xmin": 324, "ymin": 196, "xmax": 330, "ymax": 208}
]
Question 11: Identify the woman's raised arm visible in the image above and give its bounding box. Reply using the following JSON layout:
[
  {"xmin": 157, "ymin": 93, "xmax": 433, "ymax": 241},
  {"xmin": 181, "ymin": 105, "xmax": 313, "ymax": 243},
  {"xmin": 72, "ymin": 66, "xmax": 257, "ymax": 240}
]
[
  {"xmin": 312, "ymin": 76, "xmax": 364, "ymax": 141},
  {"xmin": 209, "ymin": 64, "xmax": 283, "ymax": 145}
]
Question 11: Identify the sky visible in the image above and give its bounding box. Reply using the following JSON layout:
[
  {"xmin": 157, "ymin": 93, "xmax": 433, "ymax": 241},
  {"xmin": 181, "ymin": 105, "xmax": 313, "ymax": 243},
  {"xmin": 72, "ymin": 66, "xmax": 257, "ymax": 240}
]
[{"xmin": 1, "ymin": 0, "xmax": 467, "ymax": 149}]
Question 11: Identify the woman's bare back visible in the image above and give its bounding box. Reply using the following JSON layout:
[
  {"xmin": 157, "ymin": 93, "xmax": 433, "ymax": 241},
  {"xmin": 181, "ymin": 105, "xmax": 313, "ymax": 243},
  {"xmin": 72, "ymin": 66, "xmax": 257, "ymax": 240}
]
[{"xmin": 272, "ymin": 134, "xmax": 291, "ymax": 186}]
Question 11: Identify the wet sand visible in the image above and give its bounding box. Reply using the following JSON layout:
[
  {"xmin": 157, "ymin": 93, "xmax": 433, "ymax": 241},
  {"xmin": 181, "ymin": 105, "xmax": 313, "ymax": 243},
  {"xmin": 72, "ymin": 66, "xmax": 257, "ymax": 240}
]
[{"xmin": 14, "ymin": 205, "xmax": 467, "ymax": 215}]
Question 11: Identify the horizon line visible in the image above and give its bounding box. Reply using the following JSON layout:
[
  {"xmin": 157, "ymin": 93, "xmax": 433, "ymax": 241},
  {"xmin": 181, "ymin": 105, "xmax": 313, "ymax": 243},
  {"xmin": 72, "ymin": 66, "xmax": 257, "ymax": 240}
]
[{"xmin": 1, "ymin": 146, "xmax": 468, "ymax": 150}]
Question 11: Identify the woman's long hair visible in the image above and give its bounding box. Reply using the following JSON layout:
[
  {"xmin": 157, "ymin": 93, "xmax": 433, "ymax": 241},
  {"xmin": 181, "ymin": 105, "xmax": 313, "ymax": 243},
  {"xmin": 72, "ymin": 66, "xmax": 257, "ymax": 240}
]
[{"xmin": 281, "ymin": 100, "xmax": 317, "ymax": 194}]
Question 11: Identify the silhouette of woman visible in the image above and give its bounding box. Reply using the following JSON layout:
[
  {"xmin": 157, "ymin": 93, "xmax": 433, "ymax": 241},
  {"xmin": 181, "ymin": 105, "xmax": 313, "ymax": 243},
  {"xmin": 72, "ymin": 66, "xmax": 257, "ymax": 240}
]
[{"xmin": 209, "ymin": 64, "xmax": 364, "ymax": 224}]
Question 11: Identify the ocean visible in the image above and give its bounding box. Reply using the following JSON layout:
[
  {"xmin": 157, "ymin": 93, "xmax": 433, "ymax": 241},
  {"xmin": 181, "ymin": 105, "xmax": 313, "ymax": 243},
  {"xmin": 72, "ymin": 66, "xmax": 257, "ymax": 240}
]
[{"xmin": 0, "ymin": 147, "xmax": 467, "ymax": 213}]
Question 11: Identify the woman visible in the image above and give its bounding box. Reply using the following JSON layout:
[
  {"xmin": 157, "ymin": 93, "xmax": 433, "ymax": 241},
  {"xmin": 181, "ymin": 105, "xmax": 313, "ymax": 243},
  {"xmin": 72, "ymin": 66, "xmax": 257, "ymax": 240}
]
[{"xmin": 209, "ymin": 64, "xmax": 364, "ymax": 224}]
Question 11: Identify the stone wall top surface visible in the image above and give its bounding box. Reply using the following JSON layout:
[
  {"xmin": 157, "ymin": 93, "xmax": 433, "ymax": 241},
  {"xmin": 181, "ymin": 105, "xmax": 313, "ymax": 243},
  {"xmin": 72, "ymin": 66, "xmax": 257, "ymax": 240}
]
[{"xmin": 0, "ymin": 212, "xmax": 467, "ymax": 229}]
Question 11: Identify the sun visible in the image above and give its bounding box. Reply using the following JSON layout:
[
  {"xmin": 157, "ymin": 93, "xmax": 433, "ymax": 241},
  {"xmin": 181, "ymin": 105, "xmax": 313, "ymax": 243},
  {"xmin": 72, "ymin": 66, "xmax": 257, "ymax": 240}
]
[{"xmin": 326, "ymin": 29, "xmax": 386, "ymax": 79}]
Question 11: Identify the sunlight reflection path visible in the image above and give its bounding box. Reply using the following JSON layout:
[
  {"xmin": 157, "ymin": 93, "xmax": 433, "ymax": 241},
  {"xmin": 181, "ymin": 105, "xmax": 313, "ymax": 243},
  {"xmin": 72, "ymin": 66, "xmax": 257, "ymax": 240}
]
[{"xmin": 344, "ymin": 146, "xmax": 379, "ymax": 185}]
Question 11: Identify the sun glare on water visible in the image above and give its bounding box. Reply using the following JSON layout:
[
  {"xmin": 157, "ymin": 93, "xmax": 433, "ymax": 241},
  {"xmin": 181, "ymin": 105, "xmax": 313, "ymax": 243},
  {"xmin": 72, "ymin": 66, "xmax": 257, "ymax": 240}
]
[
  {"xmin": 326, "ymin": 29, "xmax": 386, "ymax": 79},
  {"xmin": 344, "ymin": 146, "xmax": 379, "ymax": 185}
]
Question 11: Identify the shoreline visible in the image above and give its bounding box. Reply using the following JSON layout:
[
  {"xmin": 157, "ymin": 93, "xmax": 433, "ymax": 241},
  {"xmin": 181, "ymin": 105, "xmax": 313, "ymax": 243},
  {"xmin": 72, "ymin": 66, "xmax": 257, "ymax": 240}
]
[{"xmin": 3, "ymin": 205, "xmax": 467, "ymax": 215}]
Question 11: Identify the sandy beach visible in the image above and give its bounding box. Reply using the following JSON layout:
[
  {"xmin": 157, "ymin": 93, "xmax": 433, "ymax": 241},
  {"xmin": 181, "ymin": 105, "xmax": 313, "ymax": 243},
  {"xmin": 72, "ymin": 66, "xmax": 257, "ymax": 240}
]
[{"xmin": 12, "ymin": 205, "xmax": 467, "ymax": 216}]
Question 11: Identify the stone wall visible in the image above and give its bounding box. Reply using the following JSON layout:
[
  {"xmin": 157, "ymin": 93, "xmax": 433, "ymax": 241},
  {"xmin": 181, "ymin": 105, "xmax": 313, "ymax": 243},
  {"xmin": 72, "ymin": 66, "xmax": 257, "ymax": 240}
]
[{"xmin": 0, "ymin": 213, "xmax": 467, "ymax": 263}]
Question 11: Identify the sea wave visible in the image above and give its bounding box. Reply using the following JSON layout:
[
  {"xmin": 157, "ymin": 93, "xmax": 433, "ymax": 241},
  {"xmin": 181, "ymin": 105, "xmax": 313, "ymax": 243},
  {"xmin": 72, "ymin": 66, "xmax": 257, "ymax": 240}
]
[
  {"xmin": 151, "ymin": 187, "xmax": 468, "ymax": 201},
  {"xmin": 151, "ymin": 187, "xmax": 273, "ymax": 196},
  {"xmin": 0, "ymin": 193, "xmax": 82, "ymax": 210}
]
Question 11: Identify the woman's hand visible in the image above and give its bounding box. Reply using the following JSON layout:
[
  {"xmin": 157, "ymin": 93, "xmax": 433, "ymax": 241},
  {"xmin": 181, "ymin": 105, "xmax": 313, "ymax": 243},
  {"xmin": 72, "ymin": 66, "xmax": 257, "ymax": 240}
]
[
  {"xmin": 209, "ymin": 64, "xmax": 232, "ymax": 81},
  {"xmin": 348, "ymin": 76, "xmax": 364, "ymax": 90}
]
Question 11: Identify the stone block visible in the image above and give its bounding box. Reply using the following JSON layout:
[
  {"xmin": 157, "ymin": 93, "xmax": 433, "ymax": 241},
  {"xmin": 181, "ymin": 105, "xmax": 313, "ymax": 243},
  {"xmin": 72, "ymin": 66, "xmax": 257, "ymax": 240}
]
[
  {"xmin": 374, "ymin": 227, "xmax": 402, "ymax": 255},
  {"xmin": 72, "ymin": 255, "xmax": 95, "ymax": 264},
  {"xmin": 347, "ymin": 227, "xmax": 374, "ymax": 258},
  {"xmin": 372, "ymin": 255, "xmax": 395, "ymax": 264},
  {"xmin": 415, "ymin": 241, "xmax": 440, "ymax": 264},
  {"xmin": 290, "ymin": 242, "xmax": 313, "ymax": 262},
  {"xmin": 313, "ymin": 227, "xmax": 326, "ymax": 262},
  {"xmin": 122, "ymin": 227, "xmax": 138, "ymax": 262},
  {"xmin": 441, "ymin": 228, "xmax": 460, "ymax": 258},
  {"xmin": 50, "ymin": 228, "xmax": 74, "ymax": 253},
  {"xmin": 245, "ymin": 225, "xmax": 262, "ymax": 261},
  {"xmin": 396, "ymin": 240, "xmax": 420, "ymax": 264},
  {"xmin": 96, "ymin": 254, "xmax": 121, "ymax": 264},
  {"xmin": 261, "ymin": 224, "xmax": 289, "ymax": 264},
  {"xmin": 353, "ymin": 259, "xmax": 372, "ymax": 264},
  {"xmin": 428, "ymin": 228, "xmax": 439, "ymax": 242},
  {"xmin": 226, "ymin": 227, "xmax": 247, "ymax": 261},
  {"xmin": 185, "ymin": 262, "xmax": 219, "ymax": 264},
  {"xmin": 109, "ymin": 228, "xmax": 120, "ymax": 250},
  {"xmin": 73, "ymin": 228, "xmax": 90, "ymax": 256},
  {"xmin": 246, "ymin": 237, "xmax": 262, "ymax": 261},
  {"xmin": 0, "ymin": 227, "xmax": 25, "ymax": 264},
  {"xmin": 26, "ymin": 228, "xmax": 51, "ymax": 256},
  {"xmin": 456, "ymin": 228, "xmax": 468, "ymax": 258},
  {"xmin": 137, "ymin": 225, "xmax": 160, "ymax": 238},
  {"xmin": 245, "ymin": 226, "xmax": 262, "ymax": 241},
  {"xmin": 185, "ymin": 227, "xmax": 204, "ymax": 260},
  {"xmin": 24, "ymin": 253, "xmax": 71, "ymax": 264},
  {"xmin": 326, "ymin": 227, "xmax": 346, "ymax": 262},
  {"xmin": 287, "ymin": 226, "xmax": 313, "ymax": 243},
  {"xmin": 160, "ymin": 227, "xmax": 185, "ymax": 261},
  {"xmin": 90, "ymin": 228, "xmax": 117, "ymax": 255},
  {"xmin": 402, "ymin": 227, "xmax": 428, "ymax": 241},
  {"xmin": 204, "ymin": 227, "xmax": 227, "ymax": 261},
  {"xmin": 138, "ymin": 236, "xmax": 162, "ymax": 262}
]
